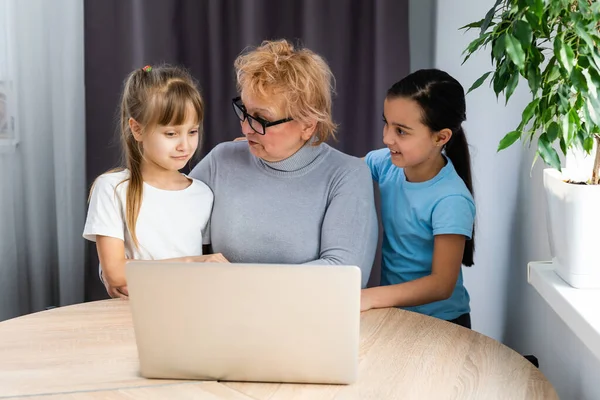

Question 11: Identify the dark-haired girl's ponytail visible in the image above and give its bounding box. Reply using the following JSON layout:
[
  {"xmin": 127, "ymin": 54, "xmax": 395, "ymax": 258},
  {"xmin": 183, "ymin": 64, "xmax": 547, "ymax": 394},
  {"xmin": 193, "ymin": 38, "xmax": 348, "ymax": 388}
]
[{"xmin": 445, "ymin": 126, "xmax": 475, "ymax": 266}]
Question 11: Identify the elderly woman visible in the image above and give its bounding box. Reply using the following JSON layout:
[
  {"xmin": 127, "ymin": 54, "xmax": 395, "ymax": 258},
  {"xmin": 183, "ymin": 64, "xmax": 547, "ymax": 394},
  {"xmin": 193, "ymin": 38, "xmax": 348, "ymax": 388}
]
[{"xmin": 190, "ymin": 39, "xmax": 377, "ymax": 287}]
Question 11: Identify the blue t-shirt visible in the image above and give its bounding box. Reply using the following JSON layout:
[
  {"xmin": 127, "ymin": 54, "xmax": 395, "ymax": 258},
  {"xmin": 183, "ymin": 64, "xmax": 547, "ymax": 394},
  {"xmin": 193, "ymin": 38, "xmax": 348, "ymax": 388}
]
[{"xmin": 365, "ymin": 148, "xmax": 475, "ymax": 321}]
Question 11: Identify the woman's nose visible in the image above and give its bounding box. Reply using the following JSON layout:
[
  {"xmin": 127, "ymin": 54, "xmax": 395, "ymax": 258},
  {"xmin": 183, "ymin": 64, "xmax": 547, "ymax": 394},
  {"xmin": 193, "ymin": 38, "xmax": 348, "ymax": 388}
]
[{"xmin": 240, "ymin": 118, "xmax": 254, "ymax": 136}]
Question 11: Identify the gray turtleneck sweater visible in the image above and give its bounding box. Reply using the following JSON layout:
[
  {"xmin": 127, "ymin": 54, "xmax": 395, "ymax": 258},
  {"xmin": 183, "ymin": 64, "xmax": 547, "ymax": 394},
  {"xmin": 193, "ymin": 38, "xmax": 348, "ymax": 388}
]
[{"xmin": 190, "ymin": 141, "xmax": 378, "ymax": 287}]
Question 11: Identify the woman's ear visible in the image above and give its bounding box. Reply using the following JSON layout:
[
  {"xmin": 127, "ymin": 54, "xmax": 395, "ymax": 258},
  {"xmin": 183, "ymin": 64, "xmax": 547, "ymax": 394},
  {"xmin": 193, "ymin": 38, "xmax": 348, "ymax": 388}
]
[
  {"xmin": 434, "ymin": 128, "xmax": 453, "ymax": 147},
  {"xmin": 300, "ymin": 120, "xmax": 317, "ymax": 141},
  {"xmin": 129, "ymin": 118, "xmax": 143, "ymax": 142}
]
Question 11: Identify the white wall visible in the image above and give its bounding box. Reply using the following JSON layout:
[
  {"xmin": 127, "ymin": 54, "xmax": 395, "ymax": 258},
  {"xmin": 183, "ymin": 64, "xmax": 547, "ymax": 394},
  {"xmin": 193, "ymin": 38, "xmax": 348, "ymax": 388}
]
[
  {"xmin": 408, "ymin": 0, "xmax": 436, "ymax": 72},
  {"xmin": 434, "ymin": 1, "xmax": 600, "ymax": 399},
  {"xmin": 435, "ymin": 0, "xmax": 530, "ymax": 341}
]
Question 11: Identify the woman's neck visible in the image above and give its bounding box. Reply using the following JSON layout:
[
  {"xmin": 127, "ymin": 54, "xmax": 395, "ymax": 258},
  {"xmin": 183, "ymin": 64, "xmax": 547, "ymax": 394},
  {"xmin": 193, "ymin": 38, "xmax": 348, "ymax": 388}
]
[
  {"xmin": 404, "ymin": 154, "xmax": 447, "ymax": 183},
  {"xmin": 259, "ymin": 139, "xmax": 324, "ymax": 174}
]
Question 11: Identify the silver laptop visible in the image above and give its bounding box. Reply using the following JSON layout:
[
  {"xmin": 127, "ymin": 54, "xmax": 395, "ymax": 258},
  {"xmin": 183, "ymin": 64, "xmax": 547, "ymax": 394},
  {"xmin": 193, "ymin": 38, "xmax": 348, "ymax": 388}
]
[{"xmin": 126, "ymin": 262, "xmax": 361, "ymax": 384}]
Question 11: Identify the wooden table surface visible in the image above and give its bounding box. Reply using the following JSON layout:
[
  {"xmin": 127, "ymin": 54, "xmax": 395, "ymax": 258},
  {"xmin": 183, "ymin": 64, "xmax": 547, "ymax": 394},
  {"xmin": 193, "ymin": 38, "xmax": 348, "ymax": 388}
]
[{"xmin": 0, "ymin": 299, "xmax": 557, "ymax": 399}]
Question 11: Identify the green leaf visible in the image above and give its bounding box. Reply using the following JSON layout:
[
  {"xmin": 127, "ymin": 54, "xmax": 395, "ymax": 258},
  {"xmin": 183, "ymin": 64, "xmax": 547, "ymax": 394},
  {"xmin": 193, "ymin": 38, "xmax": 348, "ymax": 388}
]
[
  {"xmin": 570, "ymin": 9, "xmax": 583, "ymax": 25},
  {"xmin": 527, "ymin": 64, "xmax": 541, "ymax": 94},
  {"xmin": 586, "ymin": 96, "xmax": 600, "ymax": 126},
  {"xmin": 549, "ymin": 0, "xmax": 570, "ymax": 17},
  {"xmin": 542, "ymin": 104, "xmax": 554, "ymax": 125},
  {"xmin": 568, "ymin": 109, "xmax": 580, "ymax": 146},
  {"xmin": 509, "ymin": 2, "xmax": 520, "ymax": 16},
  {"xmin": 546, "ymin": 121, "xmax": 560, "ymax": 142},
  {"xmin": 532, "ymin": 114, "xmax": 543, "ymax": 135},
  {"xmin": 584, "ymin": 137, "xmax": 595, "ymax": 153},
  {"xmin": 562, "ymin": 114, "xmax": 572, "ymax": 146},
  {"xmin": 460, "ymin": 19, "xmax": 485, "ymax": 30},
  {"xmin": 575, "ymin": 93, "xmax": 585, "ymax": 111},
  {"xmin": 584, "ymin": 68, "xmax": 600, "ymax": 99},
  {"xmin": 569, "ymin": 107, "xmax": 581, "ymax": 129},
  {"xmin": 538, "ymin": 134, "xmax": 562, "ymax": 170},
  {"xmin": 481, "ymin": 0, "xmax": 503, "ymax": 35},
  {"xmin": 493, "ymin": 63, "xmax": 511, "ymax": 98},
  {"xmin": 558, "ymin": 85, "xmax": 570, "ymax": 113},
  {"xmin": 580, "ymin": 34, "xmax": 600, "ymax": 69},
  {"xmin": 559, "ymin": 136, "xmax": 567, "ymax": 155},
  {"xmin": 467, "ymin": 71, "xmax": 493, "ymax": 94},
  {"xmin": 464, "ymin": 35, "xmax": 487, "ymax": 55},
  {"xmin": 505, "ymin": 70, "xmax": 520, "ymax": 104},
  {"xmin": 541, "ymin": 10, "xmax": 552, "ymax": 38},
  {"xmin": 583, "ymin": 121, "xmax": 592, "ymax": 137},
  {"xmin": 514, "ymin": 20, "xmax": 533, "ymax": 50},
  {"xmin": 492, "ymin": 34, "xmax": 506, "ymax": 61},
  {"xmin": 505, "ymin": 34, "xmax": 526, "ymax": 70},
  {"xmin": 560, "ymin": 114, "xmax": 571, "ymax": 147},
  {"xmin": 525, "ymin": 11, "xmax": 541, "ymax": 32},
  {"xmin": 519, "ymin": 98, "xmax": 540, "ymax": 129},
  {"xmin": 462, "ymin": 34, "xmax": 490, "ymax": 65},
  {"xmin": 541, "ymin": 84, "xmax": 553, "ymax": 105},
  {"xmin": 574, "ymin": 21, "xmax": 595, "ymax": 49},
  {"xmin": 532, "ymin": 0, "xmax": 544, "ymax": 19},
  {"xmin": 571, "ymin": 68, "xmax": 588, "ymax": 92},
  {"xmin": 574, "ymin": 129, "xmax": 586, "ymax": 150},
  {"xmin": 589, "ymin": 67, "xmax": 600, "ymax": 86},
  {"xmin": 527, "ymin": 0, "xmax": 544, "ymax": 19},
  {"xmin": 583, "ymin": 99, "xmax": 597, "ymax": 130},
  {"xmin": 578, "ymin": 0, "xmax": 591, "ymax": 15},
  {"xmin": 498, "ymin": 130, "xmax": 521, "ymax": 151},
  {"xmin": 591, "ymin": 50, "xmax": 600, "ymax": 73},
  {"xmin": 531, "ymin": 46, "xmax": 544, "ymax": 65},
  {"xmin": 554, "ymin": 35, "xmax": 576, "ymax": 74},
  {"xmin": 545, "ymin": 58, "xmax": 561, "ymax": 83}
]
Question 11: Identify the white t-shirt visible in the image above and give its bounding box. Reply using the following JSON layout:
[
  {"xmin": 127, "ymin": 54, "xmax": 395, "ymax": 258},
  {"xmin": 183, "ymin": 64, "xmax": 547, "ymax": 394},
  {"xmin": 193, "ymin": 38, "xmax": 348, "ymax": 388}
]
[{"xmin": 83, "ymin": 170, "xmax": 213, "ymax": 264}]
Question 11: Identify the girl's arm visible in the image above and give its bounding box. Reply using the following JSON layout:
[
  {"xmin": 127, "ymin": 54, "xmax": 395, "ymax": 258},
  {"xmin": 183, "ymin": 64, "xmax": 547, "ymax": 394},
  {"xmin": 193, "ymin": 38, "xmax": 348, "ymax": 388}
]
[
  {"xmin": 361, "ymin": 234, "xmax": 465, "ymax": 311},
  {"xmin": 97, "ymin": 236, "xmax": 228, "ymax": 298}
]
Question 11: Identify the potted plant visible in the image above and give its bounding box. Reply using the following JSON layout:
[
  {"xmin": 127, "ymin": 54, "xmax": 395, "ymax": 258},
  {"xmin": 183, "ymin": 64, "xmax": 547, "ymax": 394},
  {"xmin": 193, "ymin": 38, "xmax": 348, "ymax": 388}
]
[{"xmin": 461, "ymin": 0, "xmax": 600, "ymax": 288}]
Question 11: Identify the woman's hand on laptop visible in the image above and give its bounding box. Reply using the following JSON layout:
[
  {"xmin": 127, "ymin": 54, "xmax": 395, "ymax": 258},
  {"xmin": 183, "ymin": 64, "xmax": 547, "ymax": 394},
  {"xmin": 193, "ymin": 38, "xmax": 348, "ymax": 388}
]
[{"xmin": 187, "ymin": 253, "xmax": 229, "ymax": 263}]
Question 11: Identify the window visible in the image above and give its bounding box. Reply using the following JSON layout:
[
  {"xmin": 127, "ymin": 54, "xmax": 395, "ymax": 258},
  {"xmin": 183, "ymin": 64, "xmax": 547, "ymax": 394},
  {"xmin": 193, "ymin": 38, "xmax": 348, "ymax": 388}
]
[{"xmin": 0, "ymin": 0, "xmax": 17, "ymax": 151}]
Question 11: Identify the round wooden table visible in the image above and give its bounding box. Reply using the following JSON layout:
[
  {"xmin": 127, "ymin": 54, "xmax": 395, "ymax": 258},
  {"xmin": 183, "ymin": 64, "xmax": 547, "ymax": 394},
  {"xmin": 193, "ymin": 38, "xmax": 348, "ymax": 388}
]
[{"xmin": 0, "ymin": 300, "xmax": 557, "ymax": 399}]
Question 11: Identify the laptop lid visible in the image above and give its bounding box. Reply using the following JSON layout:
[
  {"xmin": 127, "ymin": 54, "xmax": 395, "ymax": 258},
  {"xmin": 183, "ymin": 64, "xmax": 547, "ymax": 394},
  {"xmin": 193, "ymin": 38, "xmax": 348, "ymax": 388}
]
[{"xmin": 126, "ymin": 262, "xmax": 361, "ymax": 384}]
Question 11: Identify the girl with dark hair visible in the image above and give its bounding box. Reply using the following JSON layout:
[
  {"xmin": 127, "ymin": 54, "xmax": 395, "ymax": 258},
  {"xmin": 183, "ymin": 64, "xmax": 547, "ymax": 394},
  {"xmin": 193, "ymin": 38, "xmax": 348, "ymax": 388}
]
[{"xmin": 361, "ymin": 69, "xmax": 476, "ymax": 329}]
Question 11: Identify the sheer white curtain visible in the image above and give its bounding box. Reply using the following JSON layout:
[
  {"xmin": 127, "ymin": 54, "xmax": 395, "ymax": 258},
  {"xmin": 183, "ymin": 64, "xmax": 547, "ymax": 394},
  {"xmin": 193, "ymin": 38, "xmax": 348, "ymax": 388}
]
[{"xmin": 0, "ymin": 0, "xmax": 86, "ymax": 321}]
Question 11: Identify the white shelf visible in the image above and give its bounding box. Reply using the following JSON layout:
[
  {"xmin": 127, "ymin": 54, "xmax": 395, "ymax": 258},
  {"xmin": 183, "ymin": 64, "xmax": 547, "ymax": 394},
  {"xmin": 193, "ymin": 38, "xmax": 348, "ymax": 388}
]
[{"xmin": 528, "ymin": 261, "xmax": 600, "ymax": 361}]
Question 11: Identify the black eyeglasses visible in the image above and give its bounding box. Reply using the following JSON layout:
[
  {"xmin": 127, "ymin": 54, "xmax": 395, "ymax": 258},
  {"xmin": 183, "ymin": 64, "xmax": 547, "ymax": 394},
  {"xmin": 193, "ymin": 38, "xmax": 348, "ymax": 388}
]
[{"xmin": 232, "ymin": 97, "xmax": 293, "ymax": 135}]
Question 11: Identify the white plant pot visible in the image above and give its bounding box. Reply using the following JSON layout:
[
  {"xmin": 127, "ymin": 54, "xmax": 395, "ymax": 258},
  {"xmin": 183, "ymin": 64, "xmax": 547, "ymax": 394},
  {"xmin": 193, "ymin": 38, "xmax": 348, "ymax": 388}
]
[{"xmin": 543, "ymin": 168, "xmax": 600, "ymax": 288}]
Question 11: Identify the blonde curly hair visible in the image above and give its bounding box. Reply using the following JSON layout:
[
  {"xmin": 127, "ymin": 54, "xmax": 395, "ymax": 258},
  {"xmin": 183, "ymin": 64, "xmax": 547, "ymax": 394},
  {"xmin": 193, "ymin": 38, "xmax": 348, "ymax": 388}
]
[{"xmin": 234, "ymin": 39, "xmax": 337, "ymax": 144}]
